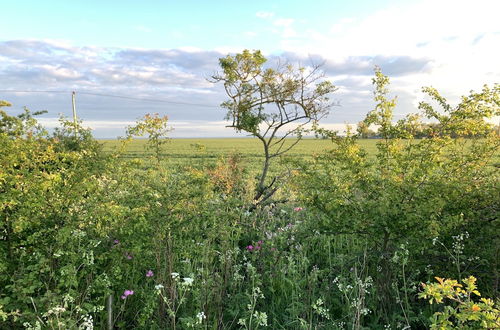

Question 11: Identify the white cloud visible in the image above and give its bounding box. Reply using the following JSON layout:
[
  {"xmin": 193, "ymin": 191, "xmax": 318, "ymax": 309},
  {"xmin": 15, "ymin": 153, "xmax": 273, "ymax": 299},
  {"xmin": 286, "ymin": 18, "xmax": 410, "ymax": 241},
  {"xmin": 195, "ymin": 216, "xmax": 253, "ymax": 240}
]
[{"xmin": 272, "ymin": 18, "xmax": 297, "ymax": 38}]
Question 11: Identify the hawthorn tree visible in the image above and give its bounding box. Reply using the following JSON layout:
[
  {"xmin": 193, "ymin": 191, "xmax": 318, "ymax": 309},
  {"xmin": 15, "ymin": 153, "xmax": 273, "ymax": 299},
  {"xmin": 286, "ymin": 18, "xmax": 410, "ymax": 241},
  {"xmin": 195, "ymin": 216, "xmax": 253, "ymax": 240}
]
[{"xmin": 212, "ymin": 50, "xmax": 337, "ymax": 206}]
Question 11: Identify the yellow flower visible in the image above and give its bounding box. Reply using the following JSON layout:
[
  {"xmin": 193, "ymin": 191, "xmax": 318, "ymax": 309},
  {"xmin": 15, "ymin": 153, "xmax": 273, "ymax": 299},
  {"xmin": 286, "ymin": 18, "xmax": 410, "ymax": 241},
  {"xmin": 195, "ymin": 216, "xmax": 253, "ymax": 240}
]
[{"xmin": 471, "ymin": 304, "xmax": 480, "ymax": 312}]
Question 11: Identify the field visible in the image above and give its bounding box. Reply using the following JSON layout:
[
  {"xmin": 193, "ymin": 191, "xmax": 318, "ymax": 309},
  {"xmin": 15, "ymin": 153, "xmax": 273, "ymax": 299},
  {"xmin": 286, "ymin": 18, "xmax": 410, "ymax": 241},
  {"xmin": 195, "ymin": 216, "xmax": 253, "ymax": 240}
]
[{"xmin": 101, "ymin": 138, "xmax": 379, "ymax": 165}]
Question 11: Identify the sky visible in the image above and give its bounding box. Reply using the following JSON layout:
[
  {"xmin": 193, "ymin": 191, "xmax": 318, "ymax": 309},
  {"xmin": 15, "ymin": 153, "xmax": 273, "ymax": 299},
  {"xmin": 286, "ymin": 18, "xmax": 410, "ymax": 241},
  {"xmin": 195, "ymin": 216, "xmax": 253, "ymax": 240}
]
[{"xmin": 1, "ymin": 0, "xmax": 499, "ymax": 137}]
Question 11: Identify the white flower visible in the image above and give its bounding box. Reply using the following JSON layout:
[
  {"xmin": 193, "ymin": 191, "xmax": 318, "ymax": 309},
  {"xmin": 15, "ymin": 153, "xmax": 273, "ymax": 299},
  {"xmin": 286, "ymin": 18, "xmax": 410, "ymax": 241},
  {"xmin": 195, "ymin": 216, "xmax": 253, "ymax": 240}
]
[
  {"xmin": 154, "ymin": 284, "xmax": 164, "ymax": 290},
  {"xmin": 183, "ymin": 277, "xmax": 194, "ymax": 286},
  {"xmin": 196, "ymin": 311, "xmax": 206, "ymax": 324},
  {"xmin": 171, "ymin": 272, "xmax": 180, "ymax": 279}
]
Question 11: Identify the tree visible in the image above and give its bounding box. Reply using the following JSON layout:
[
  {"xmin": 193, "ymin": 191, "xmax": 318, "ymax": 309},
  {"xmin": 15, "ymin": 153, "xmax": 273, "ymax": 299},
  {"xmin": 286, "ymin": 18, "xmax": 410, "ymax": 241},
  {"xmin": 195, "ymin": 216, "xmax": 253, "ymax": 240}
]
[
  {"xmin": 126, "ymin": 113, "xmax": 171, "ymax": 165},
  {"xmin": 212, "ymin": 50, "xmax": 337, "ymax": 206},
  {"xmin": 356, "ymin": 120, "xmax": 377, "ymax": 138}
]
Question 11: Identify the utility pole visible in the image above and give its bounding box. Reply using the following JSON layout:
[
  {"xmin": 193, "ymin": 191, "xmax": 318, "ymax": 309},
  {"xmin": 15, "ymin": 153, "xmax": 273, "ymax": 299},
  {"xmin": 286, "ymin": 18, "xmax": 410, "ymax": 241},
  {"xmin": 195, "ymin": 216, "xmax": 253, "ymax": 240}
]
[
  {"xmin": 72, "ymin": 91, "xmax": 77, "ymax": 125},
  {"xmin": 72, "ymin": 91, "xmax": 78, "ymax": 137}
]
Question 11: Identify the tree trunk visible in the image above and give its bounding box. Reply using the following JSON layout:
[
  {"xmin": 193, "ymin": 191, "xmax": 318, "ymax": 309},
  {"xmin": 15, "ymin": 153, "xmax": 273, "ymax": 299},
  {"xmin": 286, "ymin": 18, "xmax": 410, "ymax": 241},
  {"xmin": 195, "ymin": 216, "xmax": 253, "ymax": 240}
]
[{"xmin": 254, "ymin": 141, "xmax": 270, "ymax": 202}]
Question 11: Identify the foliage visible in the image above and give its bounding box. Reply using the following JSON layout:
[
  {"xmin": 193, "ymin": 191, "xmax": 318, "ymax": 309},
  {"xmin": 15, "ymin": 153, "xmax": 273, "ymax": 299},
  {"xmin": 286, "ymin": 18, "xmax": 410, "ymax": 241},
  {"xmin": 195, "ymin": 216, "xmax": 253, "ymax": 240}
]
[
  {"xmin": 207, "ymin": 152, "xmax": 249, "ymax": 197},
  {"xmin": 52, "ymin": 115, "xmax": 102, "ymax": 153},
  {"xmin": 0, "ymin": 101, "xmax": 47, "ymax": 138},
  {"xmin": 126, "ymin": 113, "xmax": 171, "ymax": 164},
  {"xmin": 419, "ymin": 276, "xmax": 500, "ymax": 329},
  {"xmin": 0, "ymin": 105, "xmax": 116, "ymax": 328},
  {"xmin": 296, "ymin": 68, "xmax": 499, "ymax": 325}
]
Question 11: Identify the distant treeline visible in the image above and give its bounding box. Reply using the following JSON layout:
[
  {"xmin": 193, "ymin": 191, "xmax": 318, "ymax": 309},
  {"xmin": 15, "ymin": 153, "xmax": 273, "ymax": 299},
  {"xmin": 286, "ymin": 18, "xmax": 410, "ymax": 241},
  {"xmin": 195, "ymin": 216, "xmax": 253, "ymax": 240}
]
[{"xmin": 357, "ymin": 121, "xmax": 499, "ymax": 138}]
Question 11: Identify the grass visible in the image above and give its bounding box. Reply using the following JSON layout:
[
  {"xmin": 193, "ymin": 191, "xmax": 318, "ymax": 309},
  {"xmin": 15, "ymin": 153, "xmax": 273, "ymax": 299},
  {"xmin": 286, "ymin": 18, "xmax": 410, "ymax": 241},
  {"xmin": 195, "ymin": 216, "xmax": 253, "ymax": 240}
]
[
  {"xmin": 100, "ymin": 137, "xmax": 499, "ymax": 170},
  {"xmin": 100, "ymin": 138, "xmax": 379, "ymax": 164}
]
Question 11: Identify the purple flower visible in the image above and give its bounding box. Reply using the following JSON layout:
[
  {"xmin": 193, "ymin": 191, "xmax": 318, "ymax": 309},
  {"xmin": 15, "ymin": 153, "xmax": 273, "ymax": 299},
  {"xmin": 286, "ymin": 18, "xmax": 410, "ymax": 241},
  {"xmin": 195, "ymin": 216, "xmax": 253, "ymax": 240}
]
[
  {"xmin": 113, "ymin": 239, "xmax": 120, "ymax": 245},
  {"xmin": 257, "ymin": 240, "xmax": 263, "ymax": 245},
  {"xmin": 125, "ymin": 252, "xmax": 133, "ymax": 260},
  {"xmin": 246, "ymin": 245, "xmax": 254, "ymax": 251},
  {"xmin": 146, "ymin": 270, "xmax": 154, "ymax": 277},
  {"xmin": 121, "ymin": 289, "xmax": 134, "ymax": 299}
]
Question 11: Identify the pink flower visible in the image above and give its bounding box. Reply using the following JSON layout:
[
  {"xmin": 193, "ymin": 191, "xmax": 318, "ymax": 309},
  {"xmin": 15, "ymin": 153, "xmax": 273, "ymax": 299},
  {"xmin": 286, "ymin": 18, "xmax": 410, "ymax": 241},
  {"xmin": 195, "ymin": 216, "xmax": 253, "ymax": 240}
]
[
  {"xmin": 125, "ymin": 252, "xmax": 133, "ymax": 260},
  {"xmin": 121, "ymin": 290, "xmax": 134, "ymax": 299},
  {"xmin": 257, "ymin": 240, "xmax": 263, "ymax": 245},
  {"xmin": 113, "ymin": 239, "xmax": 120, "ymax": 245},
  {"xmin": 255, "ymin": 245, "xmax": 261, "ymax": 251},
  {"xmin": 294, "ymin": 207, "xmax": 303, "ymax": 212},
  {"xmin": 146, "ymin": 270, "xmax": 154, "ymax": 277},
  {"xmin": 246, "ymin": 245, "xmax": 254, "ymax": 251}
]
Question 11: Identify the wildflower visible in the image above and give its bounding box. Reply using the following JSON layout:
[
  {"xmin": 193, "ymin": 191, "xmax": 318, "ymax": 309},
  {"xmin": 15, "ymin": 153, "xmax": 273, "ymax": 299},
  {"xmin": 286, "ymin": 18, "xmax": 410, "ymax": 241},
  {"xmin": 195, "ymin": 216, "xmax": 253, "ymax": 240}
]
[
  {"xmin": 121, "ymin": 290, "xmax": 134, "ymax": 299},
  {"xmin": 125, "ymin": 252, "xmax": 133, "ymax": 260},
  {"xmin": 246, "ymin": 245, "xmax": 254, "ymax": 251},
  {"xmin": 183, "ymin": 277, "xmax": 194, "ymax": 286},
  {"xmin": 171, "ymin": 272, "xmax": 179, "ymax": 279},
  {"xmin": 471, "ymin": 304, "xmax": 481, "ymax": 312},
  {"xmin": 255, "ymin": 245, "xmax": 261, "ymax": 251},
  {"xmin": 154, "ymin": 284, "xmax": 164, "ymax": 290},
  {"xmin": 146, "ymin": 270, "xmax": 154, "ymax": 277},
  {"xmin": 294, "ymin": 207, "xmax": 303, "ymax": 212},
  {"xmin": 196, "ymin": 311, "xmax": 206, "ymax": 324},
  {"xmin": 113, "ymin": 239, "xmax": 120, "ymax": 245},
  {"xmin": 257, "ymin": 240, "xmax": 263, "ymax": 245}
]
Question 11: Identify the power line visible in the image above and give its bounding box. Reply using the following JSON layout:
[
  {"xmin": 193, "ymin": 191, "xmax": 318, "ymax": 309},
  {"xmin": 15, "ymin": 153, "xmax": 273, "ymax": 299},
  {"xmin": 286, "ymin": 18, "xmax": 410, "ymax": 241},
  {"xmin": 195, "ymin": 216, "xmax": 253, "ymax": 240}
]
[
  {"xmin": 0, "ymin": 90, "xmax": 221, "ymax": 108},
  {"xmin": 77, "ymin": 91, "xmax": 220, "ymax": 108}
]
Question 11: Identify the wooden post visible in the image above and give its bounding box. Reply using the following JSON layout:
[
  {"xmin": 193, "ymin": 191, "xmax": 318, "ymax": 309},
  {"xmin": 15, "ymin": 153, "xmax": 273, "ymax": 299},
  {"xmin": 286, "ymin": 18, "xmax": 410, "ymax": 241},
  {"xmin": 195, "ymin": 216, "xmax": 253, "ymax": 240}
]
[
  {"xmin": 107, "ymin": 294, "xmax": 113, "ymax": 329},
  {"xmin": 72, "ymin": 91, "xmax": 77, "ymax": 125},
  {"xmin": 71, "ymin": 91, "xmax": 78, "ymax": 137}
]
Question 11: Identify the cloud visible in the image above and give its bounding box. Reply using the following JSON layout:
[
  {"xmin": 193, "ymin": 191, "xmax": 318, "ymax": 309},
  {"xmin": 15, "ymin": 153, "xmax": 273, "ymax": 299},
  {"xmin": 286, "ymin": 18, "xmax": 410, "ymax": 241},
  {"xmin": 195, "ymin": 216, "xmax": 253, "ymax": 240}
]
[
  {"xmin": 272, "ymin": 18, "xmax": 297, "ymax": 38},
  {"xmin": 0, "ymin": 40, "xmax": 223, "ymax": 92},
  {"xmin": 277, "ymin": 52, "xmax": 433, "ymax": 77},
  {"xmin": 1, "ymin": 20, "xmax": 497, "ymax": 139}
]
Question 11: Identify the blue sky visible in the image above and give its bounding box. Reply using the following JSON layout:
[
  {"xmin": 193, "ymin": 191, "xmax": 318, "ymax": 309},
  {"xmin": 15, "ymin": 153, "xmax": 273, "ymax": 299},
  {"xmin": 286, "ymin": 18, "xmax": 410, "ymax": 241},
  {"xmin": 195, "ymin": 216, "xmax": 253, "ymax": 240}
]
[
  {"xmin": 1, "ymin": 0, "xmax": 410, "ymax": 49},
  {"xmin": 1, "ymin": 0, "xmax": 499, "ymax": 137}
]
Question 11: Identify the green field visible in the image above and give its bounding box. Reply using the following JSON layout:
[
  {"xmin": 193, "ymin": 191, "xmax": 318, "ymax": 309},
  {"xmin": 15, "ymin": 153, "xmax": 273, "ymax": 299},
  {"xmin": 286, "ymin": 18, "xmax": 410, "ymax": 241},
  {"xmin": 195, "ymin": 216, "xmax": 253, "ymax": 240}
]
[{"xmin": 100, "ymin": 137, "xmax": 379, "ymax": 163}]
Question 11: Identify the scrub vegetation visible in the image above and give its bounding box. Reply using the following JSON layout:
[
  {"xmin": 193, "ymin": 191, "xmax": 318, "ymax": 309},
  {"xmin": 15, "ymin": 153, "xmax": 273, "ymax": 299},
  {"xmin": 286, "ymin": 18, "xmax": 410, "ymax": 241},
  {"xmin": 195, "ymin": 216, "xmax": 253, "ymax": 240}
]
[{"xmin": 1, "ymin": 52, "xmax": 499, "ymax": 329}]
